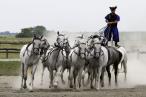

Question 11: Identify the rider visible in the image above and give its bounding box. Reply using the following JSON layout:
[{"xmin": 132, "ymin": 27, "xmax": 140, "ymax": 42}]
[
  {"xmin": 104, "ymin": 6, "xmax": 120, "ymax": 47},
  {"xmin": 54, "ymin": 31, "xmax": 64, "ymax": 48}
]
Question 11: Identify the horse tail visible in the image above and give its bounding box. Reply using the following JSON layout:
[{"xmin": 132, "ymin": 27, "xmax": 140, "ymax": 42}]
[{"xmin": 122, "ymin": 54, "xmax": 127, "ymax": 81}]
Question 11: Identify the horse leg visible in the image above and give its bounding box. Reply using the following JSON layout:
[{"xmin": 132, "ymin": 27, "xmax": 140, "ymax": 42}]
[
  {"xmin": 69, "ymin": 66, "xmax": 74, "ymax": 88},
  {"xmin": 106, "ymin": 66, "xmax": 111, "ymax": 86},
  {"xmin": 82, "ymin": 67, "xmax": 88, "ymax": 86},
  {"xmin": 30, "ymin": 64, "xmax": 37, "ymax": 90},
  {"xmin": 94, "ymin": 69, "xmax": 97, "ymax": 89},
  {"xmin": 21, "ymin": 63, "xmax": 24, "ymax": 89},
  {"xmin": 78, "ymin": 68, "xmax": 83, "ymax": 88},
  {"xmin": 54, "ymin": 66, "xmax": 63, "ymax": 88},
  {"xmin": 49, "ymin": 69, "xmax": 53, "ymax": 88},
  {"xmin": 73, "ymin": 70, "xmax": 77, "ymax": 89},
  {"xmin": 100, "ymin": 67, "xmax": 105, "ymax": 87},
  {"xmin": 41, "ymin": 65, "xmax": 45, "ymax": 85},
  {"xmin": 96, "ymin": 67, "xmax": 102, "ymax": 90},
  {"xmin": 86, "ymin": 71, "xmax": 91, "ymax": 86},
  {"xmin": 114, "ymin": 64, "xmax": 118, "ymax": 86},
  {"xmin": 61, "ymin": 68, "xmax": 65, "ymax": 84},
  {"xmin": 68, "ymin": 69, "xmax": 70, "ymax": 87},
  {"xmin": 23, "ymin": 65, "xmax": 28, "ymax": 89},
  {"xmin": 123, "ymin": 57, "xmax": 127, "ymax": 81},
  {"xmin": 90, "ymin": 72, "xmax": 94, "ymax": 89}
]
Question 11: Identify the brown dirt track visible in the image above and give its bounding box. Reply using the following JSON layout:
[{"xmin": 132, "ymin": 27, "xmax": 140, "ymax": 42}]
[{"xmin": 0, "ymin": 76, "xmax": 146, "ymax": 97}]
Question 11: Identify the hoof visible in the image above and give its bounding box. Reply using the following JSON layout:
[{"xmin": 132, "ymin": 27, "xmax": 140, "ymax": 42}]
[
  {"xmin": 23, "ymin": 85, "xmax": 27, "ymax": 89},
  {"xmin": 29, "ymin": 89, "xmax": 34, "ymax": 92},
  {"xmin": 70, "ymin": 84, "xmax": 73, "ymax": 88},
  {"xmin": 49, "ymin": 85, "xmax": 52, "ymax": 88},
  {"xmin": 96, "ymin": 88, "xmax": 100, "ymax": 91},
  {"xmin": 91, "ymin": 86, "xmax": 94, "ymax": 89},
  {"xmin": 53, "ymin": 82, "xmax": 58, "ymax": 88},
  {"xmin": 29, "ymin": 87, "xmax": 33, "ymax": 92},
  {"xmin": 54, "ymin": 85, "xmax": 58, "ymax": 88},
  {"xmin": 101, "ymin": 83, "xmax": 104, "ymax": 87}
]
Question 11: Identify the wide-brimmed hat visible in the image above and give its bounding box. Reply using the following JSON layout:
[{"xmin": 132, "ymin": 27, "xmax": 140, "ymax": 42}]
[{"xmin": 109, "ymin": 6, "xmax": 117, "ymax": 11}]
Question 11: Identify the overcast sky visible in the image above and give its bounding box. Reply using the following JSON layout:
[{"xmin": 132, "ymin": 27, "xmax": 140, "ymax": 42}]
[{"xmin": 0, "ymin": 0, "xmax": 146, "ymax": 32}]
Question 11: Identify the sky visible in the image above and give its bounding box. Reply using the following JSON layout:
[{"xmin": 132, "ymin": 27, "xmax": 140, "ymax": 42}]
[{"xmin": 0, "ymin": 0, "xmax": 146, "ymax": 32}]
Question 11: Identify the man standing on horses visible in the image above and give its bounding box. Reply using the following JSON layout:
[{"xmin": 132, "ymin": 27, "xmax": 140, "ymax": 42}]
[{"xmin": 104, "ymin": 6, "xmax": 120, "ymax": 47}]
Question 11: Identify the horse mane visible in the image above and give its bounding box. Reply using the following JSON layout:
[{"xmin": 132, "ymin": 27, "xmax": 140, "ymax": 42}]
[{"xmin": 23, "ymin": 42, "xmax": 32, "ymax": 56}]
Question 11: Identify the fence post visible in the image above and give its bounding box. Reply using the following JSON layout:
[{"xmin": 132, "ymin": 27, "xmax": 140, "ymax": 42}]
[{"xmin": 6, "ymin": 49, "xmax": 8, "ymax": 59}]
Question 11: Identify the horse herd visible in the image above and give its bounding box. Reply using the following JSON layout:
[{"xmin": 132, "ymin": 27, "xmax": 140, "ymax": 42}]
[{"xmin": 20, "ymin": 32, "xmax": 127, "ymax": 91}]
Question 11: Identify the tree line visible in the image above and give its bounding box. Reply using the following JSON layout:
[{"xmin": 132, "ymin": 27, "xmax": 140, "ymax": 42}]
[{"xmin": 16, "ymin": 26, "xmax": 48, "ymax": 38}]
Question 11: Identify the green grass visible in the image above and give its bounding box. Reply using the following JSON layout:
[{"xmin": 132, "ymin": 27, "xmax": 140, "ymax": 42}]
[
  {"xmin": 0, "ymin": 61, "xmax": 20, "ymax": 76},
  {"xmin": 0, "ymin": 35, "xmax": 32, "ymax": 42},
  {"xmin": 0, "ymin": 53, "xmax": 19, "ymax": 59}
]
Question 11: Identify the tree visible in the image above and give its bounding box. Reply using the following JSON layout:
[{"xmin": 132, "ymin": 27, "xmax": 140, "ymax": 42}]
[
  {"xmin": 15, "ymin": 25, "xmax": 47, "ymax": 38},
  {"xmin": 16, "ymin": 27, "xmax": 33, "ymax": 38},
  {"xmin": 32, "ymin": 26, "xmax": 47, "ymax": 37}
]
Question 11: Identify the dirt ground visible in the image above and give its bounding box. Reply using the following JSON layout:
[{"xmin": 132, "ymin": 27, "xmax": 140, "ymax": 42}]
[{"xmin": 0, "ymin": 76, "xmax": 145, "ymax": 97}]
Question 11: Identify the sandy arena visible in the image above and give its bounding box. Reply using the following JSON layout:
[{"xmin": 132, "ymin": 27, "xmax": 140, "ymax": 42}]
[{"xmin": 0, "ymin": 52, "xmax": 145, "ymax": 97}]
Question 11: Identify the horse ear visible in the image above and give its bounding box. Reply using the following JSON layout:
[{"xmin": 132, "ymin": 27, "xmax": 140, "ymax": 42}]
[
  {"xmin": 57, "ymin": 31, "xmax": 59, "ymax": 35},
  {"xmin": 98, "ymin": 36, "xmax": 101, "ymax": 40},
  {"xmin": 33, "ymin": 34, "xmax": 37, "ymax": 41},
  {"xmin": 33, "ymin": 34, "xmax": 36, "ymax": 38},
  {"xmin": 81, "ymin": 34, "xmax": 83, "ymax": 38},
  {"xmin": 40, "ymin": 35, "xmax": 43, "ymax": 39},
  {"xmin": 89, "ymin": 35, "xmax": 93, "ymax": 39}
]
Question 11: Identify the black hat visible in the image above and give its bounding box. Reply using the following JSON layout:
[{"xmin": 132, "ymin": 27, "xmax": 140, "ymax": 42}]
[{"xmin": 109, "ymin": 6, "xmax": 117, "ymax": 11}]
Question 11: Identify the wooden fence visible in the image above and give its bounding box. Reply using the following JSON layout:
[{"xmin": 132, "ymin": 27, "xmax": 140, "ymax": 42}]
[{"xmin": 0, "ymin": 48, "xmax": 20, "ymax": 58}]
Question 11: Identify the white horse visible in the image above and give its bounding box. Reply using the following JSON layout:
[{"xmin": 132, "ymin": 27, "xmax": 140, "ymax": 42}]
[
  {"xmin": 69, "ymin": 38, "xmax": 87, "ymax": 89},
  {"xmin": 45, "ymin": 32, "xmax": 67, "ymax": 88},
  {"xmin": 20, "ymin": 36, "xmax": 43, "ymax": 90},
  {"xmin": 94, "ymin": 35, "xmax": 127, "ymax": 87},
  {"xmin": 39, "ymin": 37, "xmax": 50, "ymax": 85},
  {"xmin": 84, "ymin": 36, "xmax": 108, "ymax": 90}
]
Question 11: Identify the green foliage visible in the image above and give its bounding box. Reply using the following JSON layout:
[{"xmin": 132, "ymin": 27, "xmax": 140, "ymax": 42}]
[
  {"xmin": 33, "ymin": 26, "xmax": 47, "ymax": 37},
  {"xmin": 16, "ymin": 27, "xmax": 33, "ymax": 38},
  {"xmin": 16, "ymin": 25, "xmax": 47, "ymax": 38}
]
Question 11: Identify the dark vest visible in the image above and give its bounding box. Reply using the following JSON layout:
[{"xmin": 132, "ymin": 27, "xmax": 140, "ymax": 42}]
[{"xmin": 107, "ymin": 13, "xmax": 118, "ymax": 27}]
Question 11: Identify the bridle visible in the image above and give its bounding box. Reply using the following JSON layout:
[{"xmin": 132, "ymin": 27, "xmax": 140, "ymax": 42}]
[
  {"xmin": 32, "ymin": 38, "xmax": 42, "ymax": 55},
  {"xmin": 87, "ymin": 37, "xmax": 103, "ymax": 59},
  {"xmin": 40, "ymin": 39, "xmax": 50, "ymax": 56},
  {"xmin": 73, "ymin": 42, "xmax": 86, "ymax": 59}
]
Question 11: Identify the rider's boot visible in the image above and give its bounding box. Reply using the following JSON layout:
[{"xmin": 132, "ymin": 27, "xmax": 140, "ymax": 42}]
[{"xmin": 115, "ymin": 42, "xmax": 120, "ymax": 47}]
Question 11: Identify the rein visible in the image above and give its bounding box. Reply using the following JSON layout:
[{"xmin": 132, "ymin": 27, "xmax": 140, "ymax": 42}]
[
  {"xmin": 23, "ymin": 37, "xmax": 42, "ymax": 57},
  {"xmin": 73, "ymin": 43, "xmax": 86, "ymax": 59}
]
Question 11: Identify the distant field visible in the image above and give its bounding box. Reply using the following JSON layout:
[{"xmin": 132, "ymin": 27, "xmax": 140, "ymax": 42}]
[{"xmin": 0, "ymin": 35, "xmax": 32, "ymax": 42}]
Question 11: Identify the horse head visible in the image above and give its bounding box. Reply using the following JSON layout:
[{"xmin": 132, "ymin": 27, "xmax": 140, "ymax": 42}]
[
  {"xmin": 73, "ymin": 38, "xmax": 86, "ymax": 58},
  {"xmin": 40, "ymin": 37, "xmax": 50, "ymax": 56},
  {"xmin": 32, "ymin": 35, "xmax": 42, "ymax": 55},
  {"xmin": 55, "ymin": 31, "xmax": 65, "ymax": 49},
  {"xmin": 87, "ymin": 35, "xmax": 102, "ymax": 58}
]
